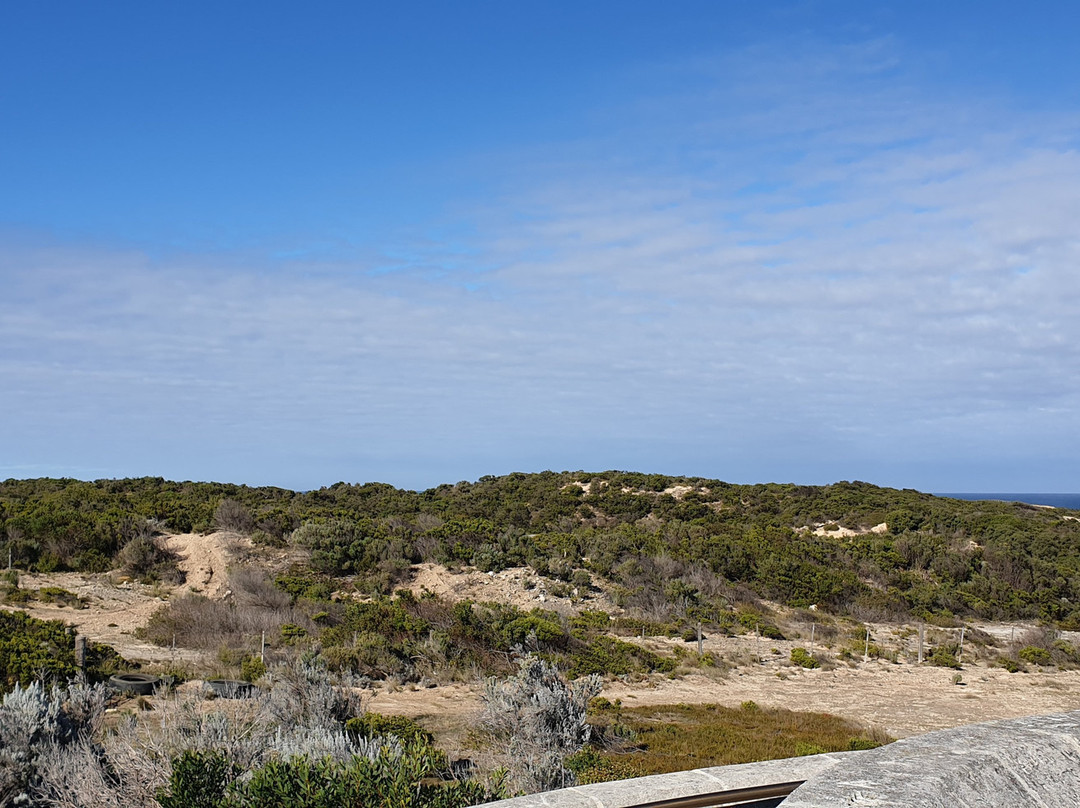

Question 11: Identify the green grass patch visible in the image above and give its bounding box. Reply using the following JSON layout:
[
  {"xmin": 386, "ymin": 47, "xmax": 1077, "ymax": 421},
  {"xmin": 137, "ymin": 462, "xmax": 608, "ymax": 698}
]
[{"xmin": 587, "ymin": 702, "xmax": 888, "ymax": 775}]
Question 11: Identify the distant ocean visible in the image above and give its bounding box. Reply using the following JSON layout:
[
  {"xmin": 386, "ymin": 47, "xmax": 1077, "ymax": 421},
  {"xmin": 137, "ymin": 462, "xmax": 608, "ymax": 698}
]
[{"xmin": 936, "ymin": 493, "xmax": 1080, "ymax": 510}]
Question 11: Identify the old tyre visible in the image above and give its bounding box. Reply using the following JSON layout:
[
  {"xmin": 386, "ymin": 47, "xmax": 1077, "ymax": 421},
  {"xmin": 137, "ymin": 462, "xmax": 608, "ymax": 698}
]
[
  {"xmin": 205, "ymin": 679, "xmax": 255, "ymax": 698},
  {"xmin": 109, "ymin": 673, "xmax": 161, "ymax": 696}
]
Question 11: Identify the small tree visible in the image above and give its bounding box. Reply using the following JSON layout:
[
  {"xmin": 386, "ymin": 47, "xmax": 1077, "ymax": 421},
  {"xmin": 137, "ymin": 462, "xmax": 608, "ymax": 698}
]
[{"xmin": 478, "ymin": 656, "xmax": 601, "ymax": 794}]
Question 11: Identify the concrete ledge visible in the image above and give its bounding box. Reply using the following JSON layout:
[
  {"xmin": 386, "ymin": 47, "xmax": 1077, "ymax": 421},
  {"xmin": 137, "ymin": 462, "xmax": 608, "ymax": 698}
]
[
  {"xmin": 785, "ymin": 710, "xmax": 1080, "ymax": 807},
  {"xmin": 478, "ymin": 752, "xmax": 857, "ymax": 808}
]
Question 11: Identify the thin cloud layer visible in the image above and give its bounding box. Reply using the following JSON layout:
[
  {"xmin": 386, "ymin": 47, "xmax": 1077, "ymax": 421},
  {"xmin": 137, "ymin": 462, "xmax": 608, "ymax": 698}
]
[{"xmin": 3, "ymin": 38, "xmax": 1078, "ymax": 490}]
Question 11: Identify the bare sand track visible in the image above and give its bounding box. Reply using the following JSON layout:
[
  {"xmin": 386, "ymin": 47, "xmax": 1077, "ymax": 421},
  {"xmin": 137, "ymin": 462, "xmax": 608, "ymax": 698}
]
[{"xmin": 0, "ymin": 531, "xmax": 247, "ymax": 662}]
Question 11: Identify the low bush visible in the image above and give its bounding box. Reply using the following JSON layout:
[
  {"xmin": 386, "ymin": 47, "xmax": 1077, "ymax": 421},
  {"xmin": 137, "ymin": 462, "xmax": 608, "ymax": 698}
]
[
  {"xmin": 928, "ymin": 644, "xmax": 962, "ymax": 669},
  {"xmin": 0, "ymin": 611, "xmax": 122, "ymax": 691},
  {"xmin": 158, "ymin": 750, "xmax": 238, "ymax": 808},
  {"xmin": 158, "ymin": 744, "xmax": 488, "ymax": 808},
  {"xmin": 478, "ymin": 656, "xmax": 602, "ymax": 793},
  {"xmin": 568, "ymin": 637, "xmax": 676, "ymax": 677},
  {"xmin": 790, "ymin": 647, "xmax": 820, "ymax": 669},
  {"xmin": 239, "ymin": 656, "xmax": 267, "ymax": 683},
  {"xmin": 565, "ymin": 747, "xmax": 645, "ymax": 784},
  {"xmin": 118, "ymin": 535, "xmax": 184, "ymax": 583},
  {"xmin": 346, "ymin": 713, "xmax": 434, "ymax": 746},
  {"xmin": 1018, "ymin": 646, "xmax": 1052, "ymax": 666}
]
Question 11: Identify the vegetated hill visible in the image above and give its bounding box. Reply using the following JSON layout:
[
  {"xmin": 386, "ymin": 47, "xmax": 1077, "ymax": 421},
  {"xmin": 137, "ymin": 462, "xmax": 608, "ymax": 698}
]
[{"xmin": 2, "ymin": 472, "xmax": 1080, "ymax": 626}]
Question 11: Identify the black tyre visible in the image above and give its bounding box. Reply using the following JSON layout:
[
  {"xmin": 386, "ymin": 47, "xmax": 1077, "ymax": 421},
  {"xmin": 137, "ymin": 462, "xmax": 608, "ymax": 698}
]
[
  {"xmin": 109, "ymin": 673, "xmax": 161, "ymax": 696},
  {"xmin": 205, "ymin": 679, "xmax": 255, "ymax": 698}
]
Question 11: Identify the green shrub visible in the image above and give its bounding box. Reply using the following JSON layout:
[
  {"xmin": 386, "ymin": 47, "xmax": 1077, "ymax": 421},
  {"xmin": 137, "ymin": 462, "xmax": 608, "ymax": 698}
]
[
  {"xmin": 236, "ymin": 747, "xmax": 486, "ymax": 808},
  {"xmin": 240, "ymin": 655, "xmax": 267, "ymax": 683},
  {"xmin": 0, "ymin": 611, "xmax": 123, "ymax": 691},
  {"xmin": 569, "ymin": 637, "xmax": 676, "ymax": 677},
  {"xmin": 569, "ymin": 610, "xmax": 611, "ymax": 634},
  {"xmin": 273, "ymin": 573, "xmax": 334, "ymax": 603},
  {"xmin": 790, "ymin": 647, "xmax": 820, "ymax": 669},
  {"xmin": 1018, "ymin": 646, "xmax": 1052, "ymax": 666},
  {"xmin": 346, "ymin": 712, "xmax": 435, "ymax": 745},
  {"xmin": 847, "ymin": 737, "xmax": 883, "ymax": 751},
  {"xmin": 565, "ymin": 747, "xmax": 645, "ymax": 784},
  {"xmin": 158, "ymin": 750, "xmax": 238, "ymax": 808},
  {"xmin": 928, "ymin": 644, "xmax": 961, "ymax": 669},
  {"xmin": 118, "ymin": 535, "xmax": 183, "ymax": 583},
  {"xmin": 280, "ymin": 623, "xmax": 307, "ymax": 641}
]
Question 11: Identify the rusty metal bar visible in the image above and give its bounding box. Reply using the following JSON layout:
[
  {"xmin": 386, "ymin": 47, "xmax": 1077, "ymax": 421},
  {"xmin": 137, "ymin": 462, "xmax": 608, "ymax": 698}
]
[{"xmin": 624, "ymin": 780, "xmax": 804, "ymax": 808}]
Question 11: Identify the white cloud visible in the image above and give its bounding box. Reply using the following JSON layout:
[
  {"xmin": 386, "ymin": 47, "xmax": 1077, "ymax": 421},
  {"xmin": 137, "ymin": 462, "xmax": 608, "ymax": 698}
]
[{"xmin": 3, "ymin": 38, "xmax": 1079, "ymax": 489}]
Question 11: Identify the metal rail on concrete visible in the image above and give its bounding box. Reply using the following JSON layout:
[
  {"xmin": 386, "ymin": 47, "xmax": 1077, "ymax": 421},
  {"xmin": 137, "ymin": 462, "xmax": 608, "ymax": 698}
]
[
  {"xmin": 476, "ymin": 754, "xmax": 852, "ymax": 808},
  {"xmin": 628, "ymin": 781, "xmax": 802, "ymax": 808}
]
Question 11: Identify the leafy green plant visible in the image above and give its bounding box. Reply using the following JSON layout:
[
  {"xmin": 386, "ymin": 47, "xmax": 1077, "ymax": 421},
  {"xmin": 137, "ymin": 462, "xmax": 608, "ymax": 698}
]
[
  {"xmin": 158, "ymin": 750, "xmax": 238, "ymax": 808},
  {"xmin": 240, "ymin": 655, "xmax": 267, "ymax": 683},
  {"xmin": 790, "ymin": 647, "xmax": 820, "ymax": 669},
  {"xmin": 1018, "ymin": 646, "xmax": 1052, "ymax": 666},
  {"xmin": 568, "ymin": 637, "xmax": 676, "ymax": 677},
  {"xmin": 928, "ymin": 644, "xmax": 961, "ymax": 669},
  {"xmin": 346, "ymin": 712, "xmax": 434, "ymax": 745},
  {"xmin": 0, "ymin": 611, "xmax": 123, "ymax": 691},
  {"xmin": 565, "ymin": 746, "xmax": 645, "ymax": 784}
]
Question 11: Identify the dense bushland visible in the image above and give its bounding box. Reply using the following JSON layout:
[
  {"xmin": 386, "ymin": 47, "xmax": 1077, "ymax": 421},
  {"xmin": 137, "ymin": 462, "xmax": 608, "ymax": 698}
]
[
  {"xmin": 3, "ymin": 473, "xmax": 1080, "ymax": 624},
  {"xmin": 143, "ymin": 580, "xmax": 680, "ymax": 683},
  {"xmin": 0, "ymin": 611, "xmax": 123, "ymax": 692}
]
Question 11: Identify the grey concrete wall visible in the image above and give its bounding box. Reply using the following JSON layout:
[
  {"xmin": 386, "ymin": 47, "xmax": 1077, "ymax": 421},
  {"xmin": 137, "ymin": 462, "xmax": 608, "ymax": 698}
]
[
  {"xmin": 477, "ymin": 752, "xmax": 856, "ymax": 808},
  {"xmin": 785, "ymin": 710, "xmax": 1080, "ymax": 808},
  {"xmin": 479, "ymin": 710, "xmax": 1080, "ymax": 808}
]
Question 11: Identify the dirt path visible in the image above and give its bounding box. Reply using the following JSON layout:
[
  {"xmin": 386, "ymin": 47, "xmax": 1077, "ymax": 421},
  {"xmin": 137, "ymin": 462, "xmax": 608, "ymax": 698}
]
[
  {"xmin": 1, "ymin": 571, "xmax": 198, "ymax": 663},
  {"xmin": 0, "ymin": 531, "xmax": 246, "ymax": 663}
]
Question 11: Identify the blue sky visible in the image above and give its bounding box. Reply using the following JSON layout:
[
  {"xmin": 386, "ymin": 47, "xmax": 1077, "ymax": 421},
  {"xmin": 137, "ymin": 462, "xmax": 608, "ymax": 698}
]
[{"xmin": 3, "ymin": 1, "xmax": 1079, "ymax": 492}]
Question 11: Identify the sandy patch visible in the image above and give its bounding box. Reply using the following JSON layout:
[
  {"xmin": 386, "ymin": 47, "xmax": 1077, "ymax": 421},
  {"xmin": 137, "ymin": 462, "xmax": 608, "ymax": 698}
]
[
  {"xmin": 165, "ymin": 531, "xmax": 249, "ymax": 599},
  {"xmin": 0, "ymin": 531, "xmax": 245, "ymax": 664},
  {"xmin": 365, "ymin": 651, "xmax": 1080, "ymax": 743},
  {"xmin": 406, "ymin": 563, "xmax": 622, "ymax": 615},
  {"xmin": 808, "ymin": 522, "xmax": 888, "ymax": 538}
]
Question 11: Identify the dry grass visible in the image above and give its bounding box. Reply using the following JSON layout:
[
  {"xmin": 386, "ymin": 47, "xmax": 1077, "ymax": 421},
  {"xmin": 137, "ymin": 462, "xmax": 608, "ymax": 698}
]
[{"xmin": 141, "ymin": 592, "xmax": 311, "ymax": 652}]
